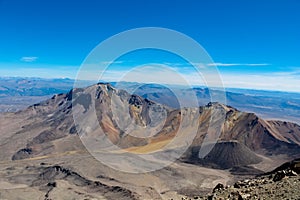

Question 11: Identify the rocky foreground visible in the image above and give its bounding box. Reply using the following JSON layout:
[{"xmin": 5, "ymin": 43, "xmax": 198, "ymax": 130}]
[{"xmin": 183, "ymin": 158, "xmax": 300, "ymax": 200}]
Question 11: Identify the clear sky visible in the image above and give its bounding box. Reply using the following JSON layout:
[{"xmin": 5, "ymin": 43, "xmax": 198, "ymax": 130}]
[{"xmin": 0, "ymin": 0, "xmax": 300, "ymax": 92}]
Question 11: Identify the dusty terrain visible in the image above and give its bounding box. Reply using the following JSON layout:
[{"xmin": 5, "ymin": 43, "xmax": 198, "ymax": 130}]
[
  {"xmin": 0, "ymin": 83, "xmax": 300, "ymax": 199},
  {"xmin": 0, "ymin": 151, "xmax": 234, "ymax": 199}
]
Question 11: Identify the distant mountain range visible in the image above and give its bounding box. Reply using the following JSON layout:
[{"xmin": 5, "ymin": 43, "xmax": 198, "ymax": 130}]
[
  {"xmin": 1, "ymin": 77, "xmax": 300, "ymax": 125},
  {"xmin": 112, "ymin": 82, "xmax": 300, "ymax": 124},
  {"xmin": 0, "ymin": 77, "xmax": 91, "ymax": 112}
]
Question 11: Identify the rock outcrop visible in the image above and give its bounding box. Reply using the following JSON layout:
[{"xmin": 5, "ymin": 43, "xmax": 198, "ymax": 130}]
[{"xmin": 192, "ymin": 158, "xmax": 300, "ymax": 199}]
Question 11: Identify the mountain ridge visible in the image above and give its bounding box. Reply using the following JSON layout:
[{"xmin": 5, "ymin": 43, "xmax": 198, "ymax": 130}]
[
  {"xmin": 2, "ymin": 83, "xmax": 300, "ymax": 170},
  {"xmin": 1, "ymin": 83, "xmax": 300, "ymax": 199}
]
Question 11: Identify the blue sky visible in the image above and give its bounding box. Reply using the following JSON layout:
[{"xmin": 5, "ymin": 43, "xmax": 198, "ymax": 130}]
[{"xmin": 0, "ymin": 0, "xmax": 300, "ymax": 91}]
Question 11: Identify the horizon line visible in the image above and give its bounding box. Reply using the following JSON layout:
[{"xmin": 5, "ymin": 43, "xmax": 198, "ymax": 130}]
[{"xmin": 1, "ymin": 75, "xmax": 300, "ymax": 94}]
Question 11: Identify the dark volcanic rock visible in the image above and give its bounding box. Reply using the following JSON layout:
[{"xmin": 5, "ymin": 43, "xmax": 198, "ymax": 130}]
[
  {"xmin": 194, "ymin": 158, "xmax": 300, "ymax": 200},
  {"xmin": 30, "ymin": 130, "xmax": 63, "ymax": 145},
  {"xmin": 213, "ymin": 183, "xmax": 224, "ymax": 192},
  {"xmin": 273, "ymin": 171, "xmax": 285, "ymax": 182},
  {"xmin": 12, "ymin": 148, "xmax": 32, "ymax": 160},
  {"xmin": 265, "ymin": 158, "xmax": 300, "ymax": 175},
  {"xmin": 195, "ymin": 141, "xmax": 262, "ymax": 169},
  {"xmin": 33, "ymin": 165, "xmax": 138, "ymax": 200}
]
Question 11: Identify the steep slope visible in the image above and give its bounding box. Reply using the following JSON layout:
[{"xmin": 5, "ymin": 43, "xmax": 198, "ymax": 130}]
[
  {"xmin": 181, "ymin": 102, "xmax": 300, "ymax": 169},
  {"xmin": 194, "ymin": 141, "xmax": 262, "ymax": 169},
  {"xmin": 1, "ymin": 83, "xmax": 300, "ymax": 170},
  {"xmin": 113, "ymin": 82, "xmax": 300, "ymax": 125}
]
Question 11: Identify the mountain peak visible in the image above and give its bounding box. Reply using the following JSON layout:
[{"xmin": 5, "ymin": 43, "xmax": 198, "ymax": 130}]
[
  {"xmin": 4, "ymin": 83, "xmax": 300, "ymax": 173},
  {"xmin": 205, "ymin": 102, "xmax": 237, "ymax": 112}
]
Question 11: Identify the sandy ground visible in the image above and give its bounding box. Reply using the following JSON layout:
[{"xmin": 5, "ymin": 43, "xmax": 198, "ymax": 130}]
[{"xmin": 0, "ymin": 150, "xmax": 234, "ymax": 200}]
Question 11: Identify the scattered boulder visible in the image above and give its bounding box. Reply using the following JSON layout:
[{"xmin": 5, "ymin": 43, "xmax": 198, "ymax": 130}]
[
  {"xmin": 286, "ymin": 170, "xmax": 298, "ymax": 176},
  {"xmin": 213, "ymin": 183, "xmax": 224, "ymax": 192},
  {"xmin": 265, "ymin": 158, "xmax": 300, "ymax": 176},
  {"xmin": 291, "ymin": 161, "xmax": 300, "ymax": 174},
  {"xmin": 241, "ymin": 193, "xmax": 251, "ymax": 199},
  {"xmin": 47, "ymin": 181, "xmax": 56, "ymax": 187},
  {"xmin": 234, "ymin": 181, "xmax": 246, "ymax": 189},
  {"xmin": 69, "ymin": 125, "xmax": 77, "ymax": 134},
  {"xmin": 273, "ymin": 171, "xmax": 285, "ymax": 182}
]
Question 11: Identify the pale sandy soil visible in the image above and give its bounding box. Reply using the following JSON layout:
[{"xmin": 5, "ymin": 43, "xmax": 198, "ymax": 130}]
[{"xmin": 0, "ymin": 151, "xmax": 234, "ymax": 200}]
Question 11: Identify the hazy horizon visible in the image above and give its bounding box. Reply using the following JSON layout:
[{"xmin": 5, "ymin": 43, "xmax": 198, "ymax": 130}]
[
  {"xmin": 1, "ymin": 0, "xmax": 300, "ymax": 92},
  {"xmin": 2, "ymin": 75, "xmax": 300, "ymax": 94}
]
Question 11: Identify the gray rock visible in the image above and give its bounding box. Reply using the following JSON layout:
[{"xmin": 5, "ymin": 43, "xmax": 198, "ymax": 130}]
[{"xmin": 273, "ymin": 171, "xmax": 286, "ymax": 182}]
